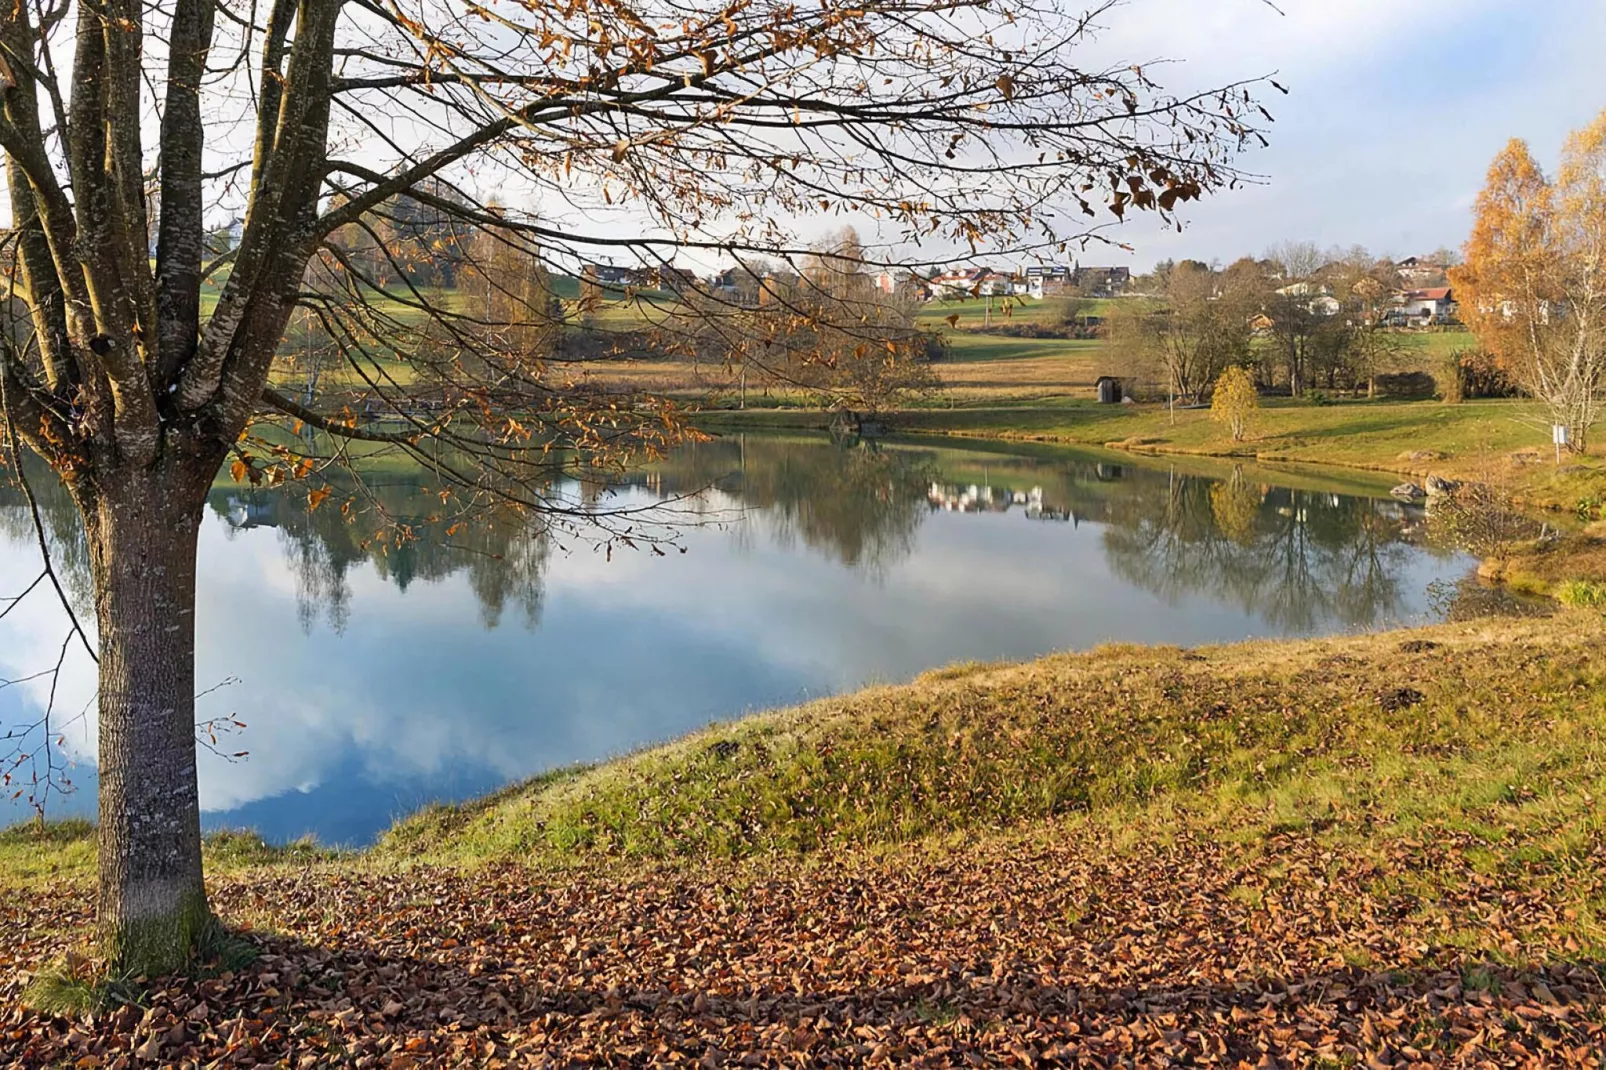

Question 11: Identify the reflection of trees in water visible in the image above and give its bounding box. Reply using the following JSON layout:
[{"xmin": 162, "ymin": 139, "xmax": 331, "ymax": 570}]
[
  {"xmin": 217, "ymin": 476, "xmax": 550, "ymax": 632},
  {"xmin": 644, "ymin": 436, "xmax": 937, "ymax": 574},
  {"xmin": 241, "ymin": 436, "xmax": 930, "ymax": 625},
  {"xmin": 0, "ymin": 461, "xmax": 94, "ymax": 611},
  {"xmin": 0, "ymin": 459, "xmax": 558, "ymax": 636},
  {"xmin": 1102, "ymin": 466, "xmax": 1426, "ymax": 631},
  {"xmin": 650, "ymin": 443, "xmax": 1439, "ymax": 626},
  {"xmin": 1427, "ymin": 575, "xmax": 1552, "ymax": 623},
  {"xmin": 280, "ymin": 525, "xmax": 353, "ymax": 634},
  {"xmin": 1209, "ymin": 469, "xmax": 1260, "ymax": 546},
  {"xmin": 1, "ymin": 442, "xmax": 1454, "ymax": 637}
]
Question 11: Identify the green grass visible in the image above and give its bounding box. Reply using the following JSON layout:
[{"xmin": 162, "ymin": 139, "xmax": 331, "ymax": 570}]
[
  {"xmin": 20, "ymin": 965, "xmax": 137, "ymax": 1017},
  {"xmin": 0, "ymin": 822, "xmax": 340, "ymax": 890},
  {"xmin": 21, "ymin": 917, "xmax": 259, "ymax": 1014},
  {"xmin": 1483, "ymin": 529, "xmax": 1606, "ymax": 597},
  {"xmin": 1557, "ymin": 580, "xmax": 1606, "ymax": 607},
  {"xmin": 938, "ymin": 333, "xmax": 1101, "ymax": 365},
  {"xmin": 380, "ymin": 611, "xmax": 1606, "ymax": 870},
  {"xmin": 0, "ymin": 819, "xmax": 98, "ymax": 887},
  {"xmin": 913, "ymin": 295, "xmax": 1115, "ymax": 331},
  {"xmin": 1400, "ymin": 329, "xmax": 1480, "ymax": 365}
]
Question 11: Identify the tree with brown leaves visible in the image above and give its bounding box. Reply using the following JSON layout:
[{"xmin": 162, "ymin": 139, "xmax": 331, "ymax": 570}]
[{"xmin": 0, "ymin": 0, "xmax": 1268, "ymax": 972}]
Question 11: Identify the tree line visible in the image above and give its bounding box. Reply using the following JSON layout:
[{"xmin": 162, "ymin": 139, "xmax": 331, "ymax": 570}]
[{"xmin": 1105, "ymin": 245, "xmax": 1466, "ymax": 406}]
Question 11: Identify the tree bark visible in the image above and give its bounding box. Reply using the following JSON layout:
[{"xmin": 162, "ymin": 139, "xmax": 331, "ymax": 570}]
[{"xmin": 85, "ymin": 466, "xmax": 214, "ymax": 974}]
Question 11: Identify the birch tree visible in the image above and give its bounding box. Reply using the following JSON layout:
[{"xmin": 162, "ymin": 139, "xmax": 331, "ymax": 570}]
[{"xmin": 1455, "ymin": 113, "xmax": 1606, "ymax": 450}]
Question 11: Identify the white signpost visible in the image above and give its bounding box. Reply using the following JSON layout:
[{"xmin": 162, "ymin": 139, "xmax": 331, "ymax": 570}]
[{"xmin": 1554, "ymin": 424, "xmax": 1570, "ymax": 464}]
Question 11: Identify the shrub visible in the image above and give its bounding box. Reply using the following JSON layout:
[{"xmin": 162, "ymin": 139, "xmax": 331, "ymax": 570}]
[
  {"xmin": 1444, "ymin": 347, "xmax": 1520, "ymax": 402},
  {"xmin": 1556, "ymin": 580, "xmax": 1606, "ymax": 608},
  {"xmin": 1373, "ymin": 371, "xmax": 1437, "ymax": 399},
  {"xmin": 1432, "ymin": 481, "xmax": 1541, "ymax": 561},
  {"xmin": 1442, "ymin": 352, "xmax": 1467, "ymax": 404},
  {"xmin": 1210, "ymin": 366, "xmax": 1259, "ymax": 442}
]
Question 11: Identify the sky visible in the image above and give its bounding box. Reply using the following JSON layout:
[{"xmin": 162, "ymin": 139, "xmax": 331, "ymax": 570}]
[
  {"xmin": 1061, "ymin": 0, "xmax": 1606, "ymax": 270},
  {"xmin": 515, "ymin": 0, "xmax": 1606, "ymax": 275},
  {"xmin": 0, "ymin": 1, "xmax": 1597, "ymax": 275}
]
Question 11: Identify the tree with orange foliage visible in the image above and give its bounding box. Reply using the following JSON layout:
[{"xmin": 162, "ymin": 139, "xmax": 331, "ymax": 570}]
[{"xmin": 1454, "ymin": 113, "xmax": 1606, "ymax": 451}]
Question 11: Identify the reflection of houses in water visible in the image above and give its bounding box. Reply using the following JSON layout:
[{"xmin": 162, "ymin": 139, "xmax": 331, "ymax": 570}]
[
  {"xmin": 224, "ymin": 495, "xmax": 279, "ymax": 530},
  {"xmin": 1261, "ymin": 489, "xmax": 1431, "ymax": 545},
  {"xmin": 927, "ymin": 482, "xmax": 1013, "ymax": 513},
  {"xmin": 926, "ymin": 483, "xmax": 1080, "ymax": 524}
]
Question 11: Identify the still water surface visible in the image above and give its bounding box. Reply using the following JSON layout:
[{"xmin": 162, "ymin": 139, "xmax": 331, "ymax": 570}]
[{"xmin": 0, "ymin": 434, "xmax": 1471, "ymax": 844}]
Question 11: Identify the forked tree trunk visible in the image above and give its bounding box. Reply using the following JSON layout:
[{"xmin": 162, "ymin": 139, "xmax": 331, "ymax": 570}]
[{"xmin": 83, "ymin": 465, "xmax": 215, "ymax": 974}]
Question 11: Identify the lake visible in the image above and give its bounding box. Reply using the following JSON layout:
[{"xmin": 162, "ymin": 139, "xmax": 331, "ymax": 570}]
[{"xmin": 0, "ymin": 433, "xmax": 1476, "ymax": 844}]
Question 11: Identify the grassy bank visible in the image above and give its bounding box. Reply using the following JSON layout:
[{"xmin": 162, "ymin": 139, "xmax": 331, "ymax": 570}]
[
  {"xmin": 0, "ymin": 822, "xmax": 336, "ymax": 892},
  {"xmin": 1481, "ymin": 528, "xmax": 1606, "ymax": 603},
  {"xmin": 11, "ymin": 611, "xmax": 1606, "ymax": 886},
  {"xmin": 381, "ymin": 610, "xmax": 1606, "ymax": 872}
]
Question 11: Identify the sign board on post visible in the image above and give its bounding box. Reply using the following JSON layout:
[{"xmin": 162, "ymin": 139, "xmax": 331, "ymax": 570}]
[{"xmin": 1554, "ymin": 424, "xmax": 1570, "ymax": 464}]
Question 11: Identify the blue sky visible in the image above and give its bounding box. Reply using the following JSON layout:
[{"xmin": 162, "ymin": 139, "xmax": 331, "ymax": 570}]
[{"xmin": 1078, "ymin": 0, "xmax": 1606, "ymax": 269}]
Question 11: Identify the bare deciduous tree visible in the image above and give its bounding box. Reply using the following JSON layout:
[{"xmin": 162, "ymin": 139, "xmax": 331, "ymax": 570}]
[{"xmin": 1107, "ymin": 260, "xmax": 1254, "ymax": 404}]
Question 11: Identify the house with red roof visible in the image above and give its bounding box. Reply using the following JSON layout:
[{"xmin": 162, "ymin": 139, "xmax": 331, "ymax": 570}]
[{"xmin": 1398, "ymin": 286, "xmax": 1455, "ymax": 322}]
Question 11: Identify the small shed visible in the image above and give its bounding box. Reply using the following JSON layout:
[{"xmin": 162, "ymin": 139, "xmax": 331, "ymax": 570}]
[{"xmin": 1095, "ymin": 376, "xmax": 1124, "ymax": 404}]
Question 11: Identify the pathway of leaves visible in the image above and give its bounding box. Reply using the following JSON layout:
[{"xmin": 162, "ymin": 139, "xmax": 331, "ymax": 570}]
[{"xmin": 4, "ymin": 824, "xmax": 1604, "ymax": 1066}]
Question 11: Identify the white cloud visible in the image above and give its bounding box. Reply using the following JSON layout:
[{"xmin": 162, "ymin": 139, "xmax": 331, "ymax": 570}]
[{"xmin": 1084, "ymin": 0, "xmax": 1606, "ymax": 266}]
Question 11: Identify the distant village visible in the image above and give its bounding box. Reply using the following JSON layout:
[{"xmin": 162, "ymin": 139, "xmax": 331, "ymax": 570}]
[
  {"xmin": 586, "ymin": 252, "xmax": 1463, "ymax": 330},
  {"xmin": 198, "ymin": 203, "xmax": 1462, "ymax": 330}
]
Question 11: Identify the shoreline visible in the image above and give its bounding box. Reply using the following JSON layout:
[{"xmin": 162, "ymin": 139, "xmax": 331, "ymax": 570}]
[
  {"xmin": 6, "ymin": 607, "xmax": 1597, "ymax": 871},
  {"xmin": 689, "ymin": 397, "xmax": 1606, "ymax": 512}
]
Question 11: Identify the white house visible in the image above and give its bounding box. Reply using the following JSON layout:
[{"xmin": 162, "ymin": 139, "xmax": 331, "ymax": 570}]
[
  {"xmin": 976, "ymin": 271, "xmax": 1015, "ymax": 297},
  {"xmin": 1395, "ymin": 257, "xmax": 1445, "ymax": 285},
  {"xmin": 928, "ymin": 267, "xmax": 990, "ymax": 299},
  {"xmin": 1399, "ymin": 286, "xmax": 1455, "ymax": 321},
  {"xmin": 1020, "ymin": 263, "xmax": 1131, "ymax": 298},
  {"xmin": 1275, "ymin": 281, "xmax": 1341, "ymax": 317},
  {"xmin": 1022, "ymin": 264, "xmax": 1073, "ymax": 299}
]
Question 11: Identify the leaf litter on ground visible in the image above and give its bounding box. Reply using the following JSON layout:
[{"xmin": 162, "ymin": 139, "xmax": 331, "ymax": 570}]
[{"xmin": 5, "ymin": 815, "xmax": 1606, "ymax": 1066}]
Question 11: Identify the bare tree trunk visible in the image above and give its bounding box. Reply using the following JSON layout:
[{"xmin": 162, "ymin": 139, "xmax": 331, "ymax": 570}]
[{"xmin": 85, "ymin": 466, "xmax": 214, "ymax": 974}]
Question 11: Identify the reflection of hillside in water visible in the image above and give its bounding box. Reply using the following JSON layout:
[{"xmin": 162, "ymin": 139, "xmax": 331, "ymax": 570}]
[
  {"xmin": 3, "ymin": 437, "xmax": 1450, "ymax": 637},
  {"xmin": 630, "ymin": 439, "xmax": 1449, "ymax": 632}
]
